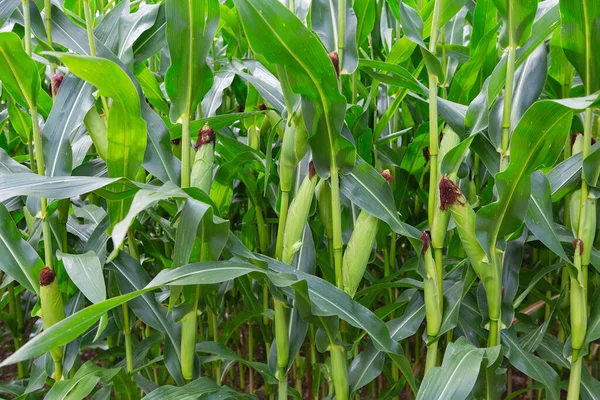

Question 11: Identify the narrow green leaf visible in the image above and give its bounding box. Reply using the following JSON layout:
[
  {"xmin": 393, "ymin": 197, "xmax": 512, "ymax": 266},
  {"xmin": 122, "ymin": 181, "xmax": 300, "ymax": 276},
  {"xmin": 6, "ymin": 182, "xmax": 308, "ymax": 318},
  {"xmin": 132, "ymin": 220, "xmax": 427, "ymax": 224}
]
[
  {"xmin": 0, "ymin": 32, "xmax": 40, "ymax": 108},
  {"xmin": 0, "ymin": 204, "xmax": 43, "ymax": 295},
  {"xmin": 165, "ymin": 0, "xmax": 219, "ymax": 122}
]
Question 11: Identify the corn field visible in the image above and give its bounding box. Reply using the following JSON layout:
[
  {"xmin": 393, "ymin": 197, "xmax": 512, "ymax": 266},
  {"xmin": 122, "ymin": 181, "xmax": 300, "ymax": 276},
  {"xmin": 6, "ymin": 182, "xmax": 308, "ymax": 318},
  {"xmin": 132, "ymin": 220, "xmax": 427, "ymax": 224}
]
[{"xmin": 0, "ymin": 0, "xmax": 598, "ymax": 398}]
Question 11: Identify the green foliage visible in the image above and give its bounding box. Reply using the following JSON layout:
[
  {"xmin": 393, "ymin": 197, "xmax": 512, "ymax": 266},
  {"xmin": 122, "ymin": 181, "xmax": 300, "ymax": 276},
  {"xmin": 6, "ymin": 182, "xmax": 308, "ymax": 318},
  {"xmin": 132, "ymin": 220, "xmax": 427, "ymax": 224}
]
[{"xmin": 0, "ymin": 0, "xmax": 598, "ymax": 399}]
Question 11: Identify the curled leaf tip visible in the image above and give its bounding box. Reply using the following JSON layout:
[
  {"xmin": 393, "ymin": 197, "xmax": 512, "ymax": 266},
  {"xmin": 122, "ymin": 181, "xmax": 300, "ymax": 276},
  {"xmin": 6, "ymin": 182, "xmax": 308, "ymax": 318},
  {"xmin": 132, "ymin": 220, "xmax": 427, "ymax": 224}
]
[
  {"xmin": 328, "ymin": 50, "xmax": 339, "ymax": 77},
  {"xmin": 439, "ymin": 176, "xmax": 464, "ymax": 211},
  {"xmin": 572, "ymin": 239, "xmax": 584, "ymax": 255},
  {"xmin": 380, "ymin": 169, "xmax": 392, "ymax": 184},
  {"xmin": 40, "ymin": 267, "xmax": 56, "ymax": 286},
  {"xmin": 258, "ymin": 103, "xmax": 267, "ymax": 111},
  {"xmin": 195, "ymin": 123, "xmax": 215, "ymax": 149},
  {"xmin": 422, "ymin": 147, "xmax": 430, "ymax": 163},
  {"xmin": 420, "ymin": 231, "xmax": 430, "ymax": 255},
  {"xmin": 51, "ymin": 73, "xmax": 64, "ymax": 95},
  {"xmin": 308, "ymin": 161, "xmax": 316, "ymax": 179}
]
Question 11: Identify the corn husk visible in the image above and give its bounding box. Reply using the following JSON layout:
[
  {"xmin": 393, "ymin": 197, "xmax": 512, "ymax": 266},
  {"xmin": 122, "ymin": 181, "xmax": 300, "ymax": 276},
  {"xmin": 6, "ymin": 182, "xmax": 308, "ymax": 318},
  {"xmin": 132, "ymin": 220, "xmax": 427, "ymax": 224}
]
[
  {"xmin": 440, "ymin": 177, "xmax": 502, "ymax": 322},
  {"xmin": 282, "ymin": 165, "xmax": 318, "ymax": 264},
  {"xmin": 40, "ymin": 267, "xmax": 65, "ymax": 363},
  {"xmin": 342, "ymin": 211, "xmax": 379, "ymax": 297},
  {"xmin": 578, "ymin": 197, "xmax": 596, "ymax": 267},
  {"xmin": 190, "ymin": 123, "xmax": 215, "ymax": 194},
  {"xmin": 316, "ymin": 180, "xmax": 333, "ymax": 239},
  {"xmin": 279, "ymin": 123, "xmax": 297, "ymax": 194}
]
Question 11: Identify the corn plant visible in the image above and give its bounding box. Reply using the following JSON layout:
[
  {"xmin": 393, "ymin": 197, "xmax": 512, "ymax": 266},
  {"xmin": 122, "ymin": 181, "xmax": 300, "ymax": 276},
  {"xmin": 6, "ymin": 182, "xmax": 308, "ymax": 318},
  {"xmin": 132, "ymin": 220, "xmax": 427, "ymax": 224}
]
[{"xmin": 0, "ymin": 0, "xmax": 599, "ymax": 399}]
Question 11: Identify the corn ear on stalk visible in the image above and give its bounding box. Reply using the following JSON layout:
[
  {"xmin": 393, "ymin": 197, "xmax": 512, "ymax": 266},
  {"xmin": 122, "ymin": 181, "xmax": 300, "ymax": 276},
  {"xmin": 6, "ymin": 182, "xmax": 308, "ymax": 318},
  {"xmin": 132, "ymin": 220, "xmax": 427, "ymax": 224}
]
[
  {"xmin": 40, "ymin": 267, "xmax": 65, "ymax": 377},
  {"xmin": 342, "ymin": 170, "xmax": 390, "ymax": 297},
  {"xmin": 439, "ymin": 176, "xmax": 502, "ymax": 327},
  {"xmin": 316, "ymin": 179, "xmax": 333, "ymax": 239},
  {"xmin": 282, "ymin": 162, "xmax": 318, "ymax": 264},
  {"xmin": 190, "ymin": 123, "xmax": 215, "ymax": 194},
  {"xmin": 342, "ymin": 211, "xmax": 379, "ymax": 297}
]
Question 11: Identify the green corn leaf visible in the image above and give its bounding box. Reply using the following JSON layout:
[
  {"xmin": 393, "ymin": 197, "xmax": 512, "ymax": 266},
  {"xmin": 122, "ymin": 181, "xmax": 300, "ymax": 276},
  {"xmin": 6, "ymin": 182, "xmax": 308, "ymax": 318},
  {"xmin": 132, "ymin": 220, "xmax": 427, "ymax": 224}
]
[
  {"xmin": 559, "ymin": 0, "xmax": 600, "ymax": 95},
  {"xmin": 476, "ymin": 99, "xmax": 595, "ymax": 252},
  {"xmin": 0, "ymin": 204, "xmax": 44, "ymax": 295},
  {"xmin": 57, "ymin": 251, "xmax": 106, "ymax": 304},
  {"xmin": 492, "ymin": 0, "xmax": 537, "ymax": 47},
  {"xmin": 0, "ymin": 32, "xmax": 40, "ymax": 109},
  {"xmin": 233, "ymin": 0, "xmax": 355, "ymax": 178},
  {"xmin": 165, "ymin": 0, "xmax": 219, "ymax": 123},
  {"xmin": 501, "ymin": 329, "xmax": 560, "ymax": 400},
  {"xmin": 46, "ymin": 53, "xmax": 146, "ymax": 181},
  {"xmin": 417, "ymin": 337, "xmax": 487, "ymax": 400}
]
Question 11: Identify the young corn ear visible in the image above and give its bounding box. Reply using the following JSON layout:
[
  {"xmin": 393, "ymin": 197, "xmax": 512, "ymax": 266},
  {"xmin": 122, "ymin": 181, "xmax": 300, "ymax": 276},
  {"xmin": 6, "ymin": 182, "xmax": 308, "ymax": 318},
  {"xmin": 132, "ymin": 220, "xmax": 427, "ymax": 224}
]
[
  {"xmin": 342, "ymin": 210, "xmax": 379, "ymax": 297},
  {"xmin": 421, "ymin": 232, "xmax": 442, "ymax": 338},
  {"xmin": 40, "ymin": 267, "xmax": 65, "ymax": 373},
  {"xmin": 431, "ymin": 128, "xmax": 460, "ymax": 252},
  {"xmin": 190, "ymin": 123, "xmax": 215, "ymax": 194},
  {"xmin": 279, "ymin": 123, "xmax": 298, "ymax": 194},
  {"xmin": 439, "ymin": 176, "xmax": 502, "ymax": 325},
  {"xmin": 316, "ymin": 179, "xmax": 333, "ymax": 240},
  {"xmin": 282, "ymin": 162, "xmax": 318, "ymax": 264},
  {"xmin": 342, "ymin": 170, "xmax": 390, "ymax": 297},
  {"xmin": 570, "ymin": 238, "xmax": 587, "ymax": 353}
]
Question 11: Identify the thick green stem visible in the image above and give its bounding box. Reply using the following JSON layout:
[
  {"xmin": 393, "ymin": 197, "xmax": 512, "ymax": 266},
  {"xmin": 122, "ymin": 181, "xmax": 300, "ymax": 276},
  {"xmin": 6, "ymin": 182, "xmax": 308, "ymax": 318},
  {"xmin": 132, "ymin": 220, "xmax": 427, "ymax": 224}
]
[
  {"xmin": 273, "ymin": 190, "xmax": 291, "ymax": 399},
  {"xmin": 122, "ymin": 303, "xmax": 134, "ymax": 373},
  {"xmin": 31, "ymin": 107, "xmax": 54, "ymax": 270},
  {"xmin": 83, "ymin": 0, "xmax": 110, "ymax": 116},
  {"xmin": 337, "ymin": 0, "xmax": 346, "ymax": 75},
  {"xmin": 22, "ymin": 0, "xmax": 31, "ymax": 56},
  {"xmin": 181, "ymin": 114, "xmax": 191, "ymax": 188},
  {"xmin": 425, "ymin": 340, "xmax": 438, "ymax": 373},
  {"xmin": 426, "ymin": 0, "xmax": 442, "ymax": 225},
  {"xmin": 500, "ymin": 45, "xmax": 516, "ymax": 170},
  {"xmin": 83, "ymin": 0, "xmax": 96, "ymax": 56},
  {"xmin": 44, "ymin": 0, "xmax": 57, "ymax": 96},
  {"xmin": 330, "ymin": 166, "xmax": 344, "ymax": 289},
  {"xmin": 488, "ymin": 319, "xmax": 500, "ymax": 347},
  {"xmin": 275, "ymin": 191, "xmax": 290, "ymax": 260},
  {"xmin": 567, "ymin": 357, "xmax": 583, "ymax": 400}
]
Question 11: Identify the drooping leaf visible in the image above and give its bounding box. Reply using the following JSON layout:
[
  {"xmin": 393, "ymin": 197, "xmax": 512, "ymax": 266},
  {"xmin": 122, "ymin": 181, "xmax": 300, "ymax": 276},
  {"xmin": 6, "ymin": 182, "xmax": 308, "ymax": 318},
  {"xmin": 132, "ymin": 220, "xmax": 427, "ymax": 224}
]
[
  {"xmin": 233, "ymin": 0, "xmax": 355, "ymax": 178},
  {"xmin": 46, "ymin": 53, "xmax": 147, "ymax": 182},
  {"xmin": 57, "ymin": 251, "xmax": 106, "ymax": 304},
  {"xmin": 417, "ymin": 337, "xmax": 487, "ymax": 400}
]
